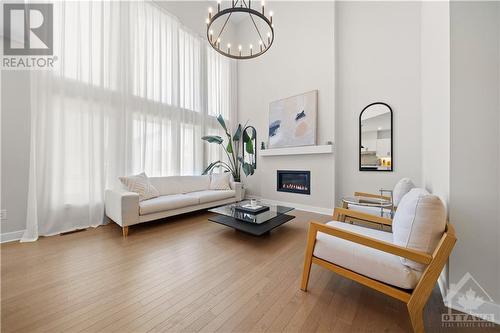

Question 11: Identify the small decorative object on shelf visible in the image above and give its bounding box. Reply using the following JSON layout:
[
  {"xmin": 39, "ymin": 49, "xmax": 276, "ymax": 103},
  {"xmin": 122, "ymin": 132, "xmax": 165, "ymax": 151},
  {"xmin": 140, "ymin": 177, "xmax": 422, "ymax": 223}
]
[
  {"xmin": 326, "ymin": 141, "xmax": 333, "ymax": 145},
  {"xmin": 261, "ymin": 142, "xmax": 266, "ymax": 150}
]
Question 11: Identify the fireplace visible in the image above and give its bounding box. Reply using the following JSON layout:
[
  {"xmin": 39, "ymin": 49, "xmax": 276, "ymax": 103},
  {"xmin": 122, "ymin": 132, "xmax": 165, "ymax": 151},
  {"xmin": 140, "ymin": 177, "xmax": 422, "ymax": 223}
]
[{"xmin": 277, "ymin": 170, "xmax": 311, "ymax": 195}]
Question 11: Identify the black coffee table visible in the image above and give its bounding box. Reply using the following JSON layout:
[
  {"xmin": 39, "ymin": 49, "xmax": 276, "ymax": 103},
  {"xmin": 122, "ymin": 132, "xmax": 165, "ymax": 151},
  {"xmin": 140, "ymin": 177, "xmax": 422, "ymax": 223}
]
[{"xmin": 208, "ymin": 201, "xmax": 295, "ymax": 236}]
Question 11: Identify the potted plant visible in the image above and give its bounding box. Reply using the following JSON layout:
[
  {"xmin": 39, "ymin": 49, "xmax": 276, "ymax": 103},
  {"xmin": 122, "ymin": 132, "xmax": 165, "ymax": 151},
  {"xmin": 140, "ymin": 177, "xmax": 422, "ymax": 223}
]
[{"xmin": 202, "ymin": 115, "xmax": 257, "ymax": 197}]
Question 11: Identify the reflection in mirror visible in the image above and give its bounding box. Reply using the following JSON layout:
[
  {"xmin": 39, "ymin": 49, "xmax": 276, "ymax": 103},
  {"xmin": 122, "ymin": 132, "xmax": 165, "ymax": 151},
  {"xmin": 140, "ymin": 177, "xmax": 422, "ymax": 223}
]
[{"xmin": 359, "ymin": 102, "xmax": 393, "ymax": 171}]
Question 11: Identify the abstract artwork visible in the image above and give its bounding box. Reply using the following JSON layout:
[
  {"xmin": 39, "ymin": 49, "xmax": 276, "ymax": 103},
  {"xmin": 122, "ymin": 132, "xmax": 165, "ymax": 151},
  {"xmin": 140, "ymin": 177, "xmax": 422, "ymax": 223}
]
[{"xmin": 268, "ymin": 90, "xmax": 317, "ymax": 148}]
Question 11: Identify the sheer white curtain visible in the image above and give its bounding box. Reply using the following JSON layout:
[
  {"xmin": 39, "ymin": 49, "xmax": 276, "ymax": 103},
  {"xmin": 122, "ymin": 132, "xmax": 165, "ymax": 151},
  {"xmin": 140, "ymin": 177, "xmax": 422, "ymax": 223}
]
[{"xmin": 23, "ymin": 1, "xmax": 236, "ymax": 241}]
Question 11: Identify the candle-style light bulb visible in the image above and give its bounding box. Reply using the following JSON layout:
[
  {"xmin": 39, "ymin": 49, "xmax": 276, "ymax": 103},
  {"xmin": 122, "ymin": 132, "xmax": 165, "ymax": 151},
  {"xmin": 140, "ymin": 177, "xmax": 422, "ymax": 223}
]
[
  {"xmin": 206, "ymin": 18, "xmax": 210, "ymax": 27},
  {"xmin": 227, "ymin": 43, "xmax": 231, "ymax": 53},
  {"xmin": 267, "ymin": 31, "xmax": 271, "ymax": 44},
  {"xmin": 209, "ymin": 30, "xmax": 213, "ymax": 42},
  {"xmin": 261, "ymin": 0, "xmax": 265, "ymax": 15},
  {"xmin": 259, "ymin": 40, "xmax": 263, "ymax": 51},
  {"xmin": 217, "ymin": 0, "xmax": 221, "ymax": 12},
  {"xmin": 269, "ymin": 10, "xmax": 273, "ymax": 24},
  {"xmin": 217, "ymin": 38, "xmax": 221, "ymax": 49},
  {"xmin": 208, "ymin": 7, "xmax": 213, "ymax": 19},
  {"xmin": 238, "ymin": 44, "xmax": 242, "ymax": 56},
  {"xmin": 250, "ymin": 44, "xmax": 253, "ymax": 56}
]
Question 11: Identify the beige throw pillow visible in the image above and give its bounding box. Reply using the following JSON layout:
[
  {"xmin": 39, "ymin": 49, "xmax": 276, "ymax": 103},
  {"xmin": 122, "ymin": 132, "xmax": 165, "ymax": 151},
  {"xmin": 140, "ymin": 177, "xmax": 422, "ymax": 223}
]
[
  {"xmin": 119, "ymin": 172, "xmax": 159, "ymax": 201},
  {"xmin": 210, "ymin": 173, "xmax": 231, "ymax": 190}
]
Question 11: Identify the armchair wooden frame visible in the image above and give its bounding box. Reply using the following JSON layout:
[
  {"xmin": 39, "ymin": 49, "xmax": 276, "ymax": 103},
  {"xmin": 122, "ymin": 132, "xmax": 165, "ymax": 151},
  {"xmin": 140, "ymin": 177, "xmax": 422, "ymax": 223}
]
[{"xmin": 300, "ymin": 208, "xmax": 456, "ymax": 333}]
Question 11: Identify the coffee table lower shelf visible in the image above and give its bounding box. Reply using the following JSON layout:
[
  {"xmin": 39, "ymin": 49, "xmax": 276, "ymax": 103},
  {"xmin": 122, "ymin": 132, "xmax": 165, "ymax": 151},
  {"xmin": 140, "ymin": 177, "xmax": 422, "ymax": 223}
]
[{"xmin": 208, "ymin": 214, "xmax": 295, "ymax": 236}]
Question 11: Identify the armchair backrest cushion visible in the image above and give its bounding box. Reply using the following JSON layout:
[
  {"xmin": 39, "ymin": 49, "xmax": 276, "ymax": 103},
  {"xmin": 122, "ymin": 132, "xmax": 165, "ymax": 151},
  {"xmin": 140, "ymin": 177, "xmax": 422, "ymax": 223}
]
[
  {"xmin": 149, "ymin": 175, "xmax": 210, "ymax": 196},
  {"xmin": 392, "ymin": 178, "xmax": 415, "ymax": 206},
  {"xmin": 392, "ymin": 188, "xmax": 446, "ymax": 271}
]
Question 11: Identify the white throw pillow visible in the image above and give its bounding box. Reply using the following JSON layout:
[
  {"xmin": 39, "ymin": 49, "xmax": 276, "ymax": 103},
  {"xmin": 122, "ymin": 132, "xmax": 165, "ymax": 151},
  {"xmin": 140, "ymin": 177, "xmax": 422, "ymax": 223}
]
[
  {"xmin": 119, "ymin": 172, "xmax": 159, "ymax": 201},
  {"xmin": 392, "ymin": 188, "xmax": 446, "ymax": 271},
  {"xmin": 210, "ymin": 173, "xmax": 231, "ymax": 190},
  {"xmin": 392, "ymin": 178, "xmax": 415, "ymax": 206}
]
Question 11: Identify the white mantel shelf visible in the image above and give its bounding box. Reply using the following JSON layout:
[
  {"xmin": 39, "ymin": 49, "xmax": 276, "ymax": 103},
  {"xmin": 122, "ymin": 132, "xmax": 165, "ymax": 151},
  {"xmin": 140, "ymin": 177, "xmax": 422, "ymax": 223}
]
[{"xmin": 260, "ymin": 144, "xmax": 333, "ymax": 156}]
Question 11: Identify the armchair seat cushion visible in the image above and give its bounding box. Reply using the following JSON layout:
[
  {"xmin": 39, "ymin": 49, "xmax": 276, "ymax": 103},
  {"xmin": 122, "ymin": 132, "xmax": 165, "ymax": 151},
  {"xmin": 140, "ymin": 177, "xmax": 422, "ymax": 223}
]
[
  {"xmin": 139, "ymin": 194, "xmax": 199, "ymax": 215},
  {"xmin": 185, "ymin": 190, "xmax": 236, "ymax": 204},
  {"xmin": 313, "ymin": 221, "xmax": 421, "ymax": 289}
]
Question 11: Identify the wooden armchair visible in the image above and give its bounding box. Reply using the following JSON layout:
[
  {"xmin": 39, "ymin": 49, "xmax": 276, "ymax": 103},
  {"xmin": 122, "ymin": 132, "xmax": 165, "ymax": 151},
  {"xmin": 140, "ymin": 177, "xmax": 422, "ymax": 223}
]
[
  {"xmin": 301, "ymin": 207, "xmax": 456, "ymax": 333},
  {"xmin": 345, "ymin": 178, "xmax": 415, "ymax": 217}
]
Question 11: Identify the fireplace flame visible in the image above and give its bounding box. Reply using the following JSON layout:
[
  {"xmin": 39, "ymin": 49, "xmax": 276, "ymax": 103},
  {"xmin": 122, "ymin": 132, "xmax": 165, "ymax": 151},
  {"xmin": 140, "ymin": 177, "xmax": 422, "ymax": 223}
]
[{"xmin": 282, "ymin": 183, "xmax": 308, "ymax": 191}]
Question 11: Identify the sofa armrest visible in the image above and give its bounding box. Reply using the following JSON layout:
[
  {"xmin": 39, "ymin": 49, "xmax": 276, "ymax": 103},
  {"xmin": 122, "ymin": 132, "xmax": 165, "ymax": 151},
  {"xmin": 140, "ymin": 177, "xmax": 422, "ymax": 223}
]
[
  {"xmin": 105, "ymin": 188, "xmax": 140, "ymax": 227},
  {"xmin": 230, "ymin": 181, "xmax": 243, "ymax": 201}
]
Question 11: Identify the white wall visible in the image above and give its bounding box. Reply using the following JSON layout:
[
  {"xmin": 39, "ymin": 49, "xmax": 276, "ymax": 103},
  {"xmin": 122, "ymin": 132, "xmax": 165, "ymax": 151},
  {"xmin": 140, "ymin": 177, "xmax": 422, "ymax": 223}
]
[
  {"xmin": 335, "ymin": 1, "xmax": 422, "ymax": 204},
  {"xmin": 449, "ymin": 0, "xmax": 500, "ymax": 313},
  {"xmin": 1, "ymin": 68, "xmax": 31, "ymax": 239},
  {"xmin": 237, "ymin": 2, "xmax": 336, "ymax": 212},
  {"xmin": 420, "ymin": 1, "xmax": 450, "ymax": 209}
]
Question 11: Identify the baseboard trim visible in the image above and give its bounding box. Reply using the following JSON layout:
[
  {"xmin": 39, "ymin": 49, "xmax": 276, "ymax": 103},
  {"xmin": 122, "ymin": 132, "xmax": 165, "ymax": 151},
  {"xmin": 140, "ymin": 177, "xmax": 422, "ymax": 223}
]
[
  {"xmin": 0, "ymin": 230, "xmax": 25, "ymax": 243},
  {"xmin": 247, "ymin": 196, "xmax": 333, "ymax": 216}
]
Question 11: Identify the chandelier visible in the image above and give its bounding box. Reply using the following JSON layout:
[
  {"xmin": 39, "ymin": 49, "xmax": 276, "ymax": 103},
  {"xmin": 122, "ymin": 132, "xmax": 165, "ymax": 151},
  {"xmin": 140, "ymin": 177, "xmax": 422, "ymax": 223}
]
[{"xmin": 206, "ymin": 0, "xmax": 275, "ymax": 60}]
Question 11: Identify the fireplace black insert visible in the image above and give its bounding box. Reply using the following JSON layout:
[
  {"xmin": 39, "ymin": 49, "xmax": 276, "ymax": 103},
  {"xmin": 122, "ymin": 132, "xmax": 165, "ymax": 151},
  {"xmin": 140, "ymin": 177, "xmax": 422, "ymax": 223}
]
[{"xmin": 277, "ymin": 170, "xmax": 311, "ymax": 195}]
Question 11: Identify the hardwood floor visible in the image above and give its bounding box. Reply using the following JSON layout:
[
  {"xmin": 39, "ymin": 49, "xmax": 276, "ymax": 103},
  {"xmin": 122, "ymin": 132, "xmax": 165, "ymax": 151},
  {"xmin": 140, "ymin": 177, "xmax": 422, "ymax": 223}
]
[{"xmin": 1, "ymin": 210, "xmax": 498, "ymax": 332}]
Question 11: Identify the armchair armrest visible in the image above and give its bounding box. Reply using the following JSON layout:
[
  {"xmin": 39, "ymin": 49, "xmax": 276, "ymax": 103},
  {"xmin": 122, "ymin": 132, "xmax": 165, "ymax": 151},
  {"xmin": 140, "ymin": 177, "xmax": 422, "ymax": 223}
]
[
  {"xmin": 309, "ymin": 221, "xmax": 432, "ymax": 265},
  {"xmin": 105, "ymin": 188, "xmax": 140, "ymax": 227},
  {"xmin": 354, "ymin": 191, "xmax": 391, "ymax": 201},
  {"xmin": 333, "ymin": 207, "xmax": 392, "ymax": 226}
]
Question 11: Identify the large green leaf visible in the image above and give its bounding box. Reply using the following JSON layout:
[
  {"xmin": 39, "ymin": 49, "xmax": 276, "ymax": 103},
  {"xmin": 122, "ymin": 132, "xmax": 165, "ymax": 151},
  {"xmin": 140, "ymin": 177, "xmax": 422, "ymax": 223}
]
[
  {"xmin": 243, "ymin": 129, "xmax": 254, "ymax": 154},
  {"xmin": 226, "ymin": 140, "xmax": 233, "ymax": 154},
  {"xmin": 241, "ymin": 161, "xmax": 255, "ymax": 176},
  {"xmin": 242, "ymin": 129, "xmax": 250, "ymax": 142},
  {"xmin": 245, "ymin": 139, "xmax": 254, "ymax": 154},
  {"xmin": 201, "ymin": 135, "xmax": 223, "ymax": 144},
  {"xmin": 202, "ymin": 160, "xmax": 232, "ymax": 175},
  {"xmin": 233, "ymin": 124, "xmax": 242, "ymax": 142},
  {"xmin": 217, "ymin": 115, "xmax": 229, "ymax": 136}
]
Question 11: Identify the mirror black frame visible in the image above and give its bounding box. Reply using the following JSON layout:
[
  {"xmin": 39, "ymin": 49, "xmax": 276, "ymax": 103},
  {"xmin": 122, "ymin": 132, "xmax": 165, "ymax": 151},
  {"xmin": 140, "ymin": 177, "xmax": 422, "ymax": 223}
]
[{"xmin": 359, "ymin": 102, "xmax": 393, "ymax": 172}]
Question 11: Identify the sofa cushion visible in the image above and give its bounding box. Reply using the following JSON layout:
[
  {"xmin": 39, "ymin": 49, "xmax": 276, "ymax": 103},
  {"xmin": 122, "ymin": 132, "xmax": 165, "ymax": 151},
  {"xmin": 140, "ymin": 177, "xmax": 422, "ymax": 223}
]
[
  {"xmin": 149, "ymin": 175, "xmax": 210, "ymax": 196},
  {"xmin": 210, "ymin": 173, "xmax": 231, "ymax": 190},
  {"xmin": 314, "ymin": 221, "xmax": 421, "ymax": 289},
  {"xmin": 119, "ymin": 172, "xmax": 159, "ymax": 201},
  {"xmin": 392, "ymin": 188, "xmax": 446, "ymax": 271},
  {"xmin": 393, "ymin": 178, "xmax": 415, "ymax": 207},
  {"xmin": 139, "ymin": 194, "xmax": 199, "ymax": 215},
  {"xmin": 185, "ymin": 190, "xmax": 235, "ymax": 204}
]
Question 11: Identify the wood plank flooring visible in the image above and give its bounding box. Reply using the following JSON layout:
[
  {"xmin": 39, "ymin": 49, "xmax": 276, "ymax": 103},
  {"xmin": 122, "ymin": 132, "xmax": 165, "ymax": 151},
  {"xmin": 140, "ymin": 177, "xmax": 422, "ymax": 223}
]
[{"xmin": 1, "ymin": 210, "xmax": 498, "ymax": 332}]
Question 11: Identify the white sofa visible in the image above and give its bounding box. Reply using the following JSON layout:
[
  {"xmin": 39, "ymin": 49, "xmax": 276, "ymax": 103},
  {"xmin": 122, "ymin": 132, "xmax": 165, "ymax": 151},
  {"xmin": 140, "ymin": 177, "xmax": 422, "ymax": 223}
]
[{"xmin": 105, "ymin": 175, "xmax": 242, "ymax": 236}]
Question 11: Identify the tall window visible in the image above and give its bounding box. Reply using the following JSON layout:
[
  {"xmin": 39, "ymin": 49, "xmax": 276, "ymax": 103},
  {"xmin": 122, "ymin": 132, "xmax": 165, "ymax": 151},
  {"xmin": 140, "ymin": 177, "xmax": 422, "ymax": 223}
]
[{"xmin": 24, "ymin": 1, "xmax": 236, "ymax": 239}]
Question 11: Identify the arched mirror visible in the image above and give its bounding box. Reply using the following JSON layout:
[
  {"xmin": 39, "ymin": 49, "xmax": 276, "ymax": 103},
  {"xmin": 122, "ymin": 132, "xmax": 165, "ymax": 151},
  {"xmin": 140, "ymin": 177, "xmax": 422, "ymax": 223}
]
[{"xmin": 359, "ymin": 102, "xmax": 393, "ymax": 171}]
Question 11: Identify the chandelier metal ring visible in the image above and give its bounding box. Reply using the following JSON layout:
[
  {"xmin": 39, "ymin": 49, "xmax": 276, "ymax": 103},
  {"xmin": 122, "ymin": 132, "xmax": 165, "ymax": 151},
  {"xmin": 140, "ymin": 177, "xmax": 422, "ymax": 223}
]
[{"xmin": 206, "ymin": 2, "xmax": 275, "ymax": 60}]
